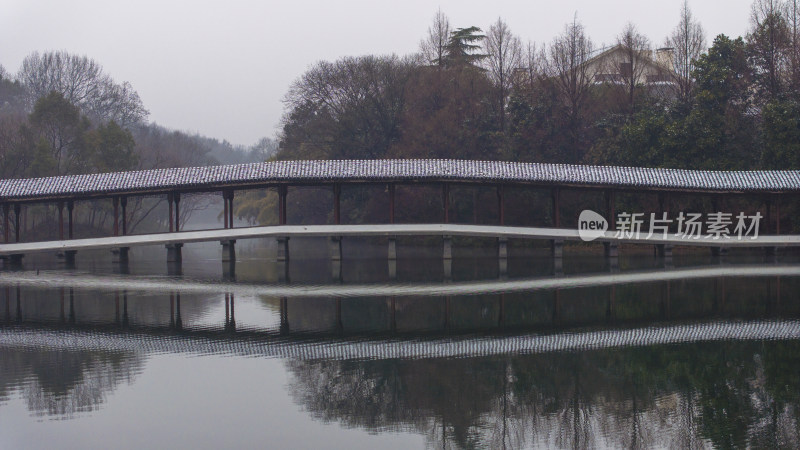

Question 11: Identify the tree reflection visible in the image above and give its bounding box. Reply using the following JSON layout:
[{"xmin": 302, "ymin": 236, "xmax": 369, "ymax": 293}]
[
  {"xmin": 0, "ymin": 347, "xmax": 144, "ymax": 418},
  {"xmin": 286, "ymin": 340, "xmax": 800, "ymax": 449}
]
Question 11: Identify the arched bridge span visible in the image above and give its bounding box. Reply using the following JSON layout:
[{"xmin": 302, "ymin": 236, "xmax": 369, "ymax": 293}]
[{"xmin": 1, "ymin": 159, "xmax": 799, "ymax": 267}]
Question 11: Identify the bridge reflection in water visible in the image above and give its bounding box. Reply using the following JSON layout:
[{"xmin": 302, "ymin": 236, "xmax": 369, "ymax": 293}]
[
  {"xmin": 2, "ymin": 262, "xmax": 799, "ymax": 335},
  {"xmin": 2, "ymin": 261, "xmax": 800, "ymax": 448}
]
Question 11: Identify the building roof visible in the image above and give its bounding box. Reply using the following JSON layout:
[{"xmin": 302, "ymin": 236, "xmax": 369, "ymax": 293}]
[
  {"xmin": 1, "ymin": 159, "xmax": 799, "ymax": 202},
  {"xmin": 586, "ymin": 44, "xmax": 675, "ymax": 85}
]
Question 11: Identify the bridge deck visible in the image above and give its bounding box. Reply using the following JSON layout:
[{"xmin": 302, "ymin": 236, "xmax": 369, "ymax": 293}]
[{"xmin": 0, "ymin": 223, "xmax": 798, "ymax": 257}]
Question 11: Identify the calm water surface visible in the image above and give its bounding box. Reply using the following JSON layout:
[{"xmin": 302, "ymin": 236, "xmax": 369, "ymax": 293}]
[{"xmin": 1, "ymin": 239, "xmax": 800, "ymax": 449}]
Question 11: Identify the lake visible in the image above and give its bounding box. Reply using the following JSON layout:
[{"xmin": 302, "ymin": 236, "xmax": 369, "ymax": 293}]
[{"xmin": 1, "ymin": 238, "xmax": 799, "ymax": 449}]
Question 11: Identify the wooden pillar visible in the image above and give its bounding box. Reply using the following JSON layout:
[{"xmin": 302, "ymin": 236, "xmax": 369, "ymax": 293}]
[
  {"xmin": 497, "ymin": 185, "xmax": 505, "ymax": 226},
  {"xmin": 3, "ymin": 204, "xmax": 8, "ymax": 243},
  {"xmin": 278, "ymin": 186, "xmax": 287, "ymax": 225},
  {"xmin": 657, "ymin": 193, "xmax": 672, "ymax": 257},
  {"xmin": 228, "ymin": 190, "xmax": 234, "ymax": 229},
  {"xmin": 605, "ymin": 190, "xmax": 615, "ymax": 230},
  {"xmin": 333, "ymin": 184, "xmax": 341, "ymax": 225},
  {"xmin": 762, "ymin": 195, "xmax": 776, "ymax": 257},
  {"xmin": 13, "ymin": 203, "xmax": 21, "ymax": 242},
  {"xmin": 551, "ymin": 188, "xmax": 562, "ymax": 258},
  {"xmin": 113, "ymin": 196, "xmax": 120, "ymax": 236},
  {"xmin": 442, "ymin": 183, "xmax": 450, "ymax": 224},
  {"xmin": 58, "ymin": 201, "xmax": 64, "ymax": 240},
  {"xmin": 765, "ymin": 197, "xmax": 772, "ymax": 235},
  {"xmin": 277, "ymin": 185, "xmax": 289, "ymax": 266},
  {"xmin": 168, "ymin": 193, "xmax": 174, "ymax": 232},
  {"xmin": 776, "ymin": 195, "xmax": 781, "ymax": 235},
  {"xmin": 331, "ymin": 184, "xmax": 342, "ymax": 261},
  {"xmin": 658, "ymin": 193, "xmax": 666, "ymax": 216},
  {"xmin": 387, "ymin": 185, "xmax": 398, "ymax": 264},
  {"xmin": 551, "ymin": 188, "xmax": 560, "ymax": 228},
  {"xmin": 223, "ymin": 191, "xmax": 229, "ymax": 229},
  {"xmin": 174, "ymin": 193, "xmax": 181, "ymax": 232},
  {"xmin": 67, "ymin": 201, "xmax": 74, "ymax": 239},
  {"xmin": 709, "ymin": 195, "xmax": 724, "ymax": 257},
  {"xmin": 497, "ymin": 185, "xmax": 508, "ymax": 276},
  {"xmin": 388, "ymin": 184, "xmax": 395, "ymax": 224},
  {"xmin": 223, "ymin": 190, "xmax": 234, "ymax": 229},
  {"xmin": 603, "ymin": 189, "xmax": 618, "ymax": 258},
  {"xmin": 121, "ymin": 196, "xmax": 127, "ymax": 235}
]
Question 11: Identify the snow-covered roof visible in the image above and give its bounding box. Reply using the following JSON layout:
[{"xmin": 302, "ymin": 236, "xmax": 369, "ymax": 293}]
[{"xmin": 1, "ymin": 159, "xmax": 798, "ymax": 201}]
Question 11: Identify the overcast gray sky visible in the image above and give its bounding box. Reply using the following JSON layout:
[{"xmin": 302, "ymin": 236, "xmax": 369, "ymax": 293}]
[{"xmin": 1, "ymin": 0, "xmax": 756, "ymax": 147}]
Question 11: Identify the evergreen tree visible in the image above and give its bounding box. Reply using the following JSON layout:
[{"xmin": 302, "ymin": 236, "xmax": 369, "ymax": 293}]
[{"xmin": 443, "ymin": 26, "xmax": 487, "ymax": 67}]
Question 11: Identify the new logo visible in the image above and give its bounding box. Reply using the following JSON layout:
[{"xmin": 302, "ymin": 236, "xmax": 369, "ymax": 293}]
[{"xmin": 578, "ymin": 209, "xmax": 608, "ymax": 242}]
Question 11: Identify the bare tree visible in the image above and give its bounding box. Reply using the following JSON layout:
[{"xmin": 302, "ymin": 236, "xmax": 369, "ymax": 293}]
[
  {"xmin": 544, "ymin": 16, "xmax": 598, "ymax": 163},
  {"xmin": 666, "ymin": 0, "xmax": 706, "ymax": 102},
  {"xmin": 785, "ymin": 0, "xmax": 800, "ymax": 90},
  {"xmin": 546, "ymin": 16, "xmax": 596, "ymax": 125},
  {"xmin": 484, "ymin": 17, "xmax": 522, "ymax": 131},
  {"xmin": 91, "ymin": 80, "xmax": 148, "ymax": 128},
  {"xmin": 283, "ymin": 55, "xmax": 412, "ymax": 160},
  {"xmin": 18, "ymin": 52, "xmax": 102, "ymax": 106},
  {"xmin": 0, "ymin": 114, "xmax": 27, "ymax": 178},
  {"xmin": 17, "ymin": 51, "xmax": 148, "ymax": 127},
  {"xmin": 616, "ymin": 23, "xmax": 651, "ymax": 113},
  {"xmin": 511, "ymin": 40, "xmax": 548, "ymax": 105},
  {"xmin": 523, "ymin": 41, "xmax": 544, "ymax": 89},
  {"xmin": 419, "ymin": 9, "xmax": 451, "ymax": 66},
  {"xmin": 747, "ymin": 0, "xmax": 791, "ymax": 100}
]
